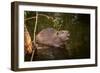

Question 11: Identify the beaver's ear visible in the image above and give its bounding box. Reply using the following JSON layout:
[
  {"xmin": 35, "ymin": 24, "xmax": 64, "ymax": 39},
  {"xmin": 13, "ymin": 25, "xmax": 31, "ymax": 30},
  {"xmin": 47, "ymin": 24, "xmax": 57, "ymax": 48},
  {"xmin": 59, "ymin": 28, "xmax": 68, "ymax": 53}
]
[{"xmin": 56, "ymin": 31, "xmax": 59, "ymax": 35}]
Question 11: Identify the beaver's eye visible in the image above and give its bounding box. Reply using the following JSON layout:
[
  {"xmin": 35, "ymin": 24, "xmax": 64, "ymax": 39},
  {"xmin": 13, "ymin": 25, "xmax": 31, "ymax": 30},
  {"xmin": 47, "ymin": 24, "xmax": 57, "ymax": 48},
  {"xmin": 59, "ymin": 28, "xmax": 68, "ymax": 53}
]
[
  {"xmin": 56, "ymin": 32, "xmax": 59, "ymax": 35},
  {"xmin": 62, "ymin": 32, "xmax": 64, "ymax": 33}
]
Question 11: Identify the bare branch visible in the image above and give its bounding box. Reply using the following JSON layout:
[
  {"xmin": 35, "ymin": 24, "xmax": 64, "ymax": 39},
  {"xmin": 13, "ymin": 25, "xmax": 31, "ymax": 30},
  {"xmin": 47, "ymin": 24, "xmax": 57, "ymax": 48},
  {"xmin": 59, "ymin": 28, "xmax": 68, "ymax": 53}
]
[
  {"xmin": 24, "ymin": 14, "xmax": 54, "ymax": 21},
  {"xmin": 30, "ymin": 12, "xmax": 38, "ymax": 61},
  {"xmin": 24, "ymin": 17, "xmax": 36, "ymax": 21}
]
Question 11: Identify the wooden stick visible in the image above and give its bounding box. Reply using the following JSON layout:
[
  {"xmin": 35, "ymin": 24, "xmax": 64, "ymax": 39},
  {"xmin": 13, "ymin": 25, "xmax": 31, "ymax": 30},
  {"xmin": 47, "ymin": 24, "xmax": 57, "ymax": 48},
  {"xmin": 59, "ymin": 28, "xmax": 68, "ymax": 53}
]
[
  {"xmin": 30, "ymin": 12, "xmax": 38, "ymax": 61},
  {"xmin": 25, "ymin": 14, "xmax": 53, "ymax": 21}
]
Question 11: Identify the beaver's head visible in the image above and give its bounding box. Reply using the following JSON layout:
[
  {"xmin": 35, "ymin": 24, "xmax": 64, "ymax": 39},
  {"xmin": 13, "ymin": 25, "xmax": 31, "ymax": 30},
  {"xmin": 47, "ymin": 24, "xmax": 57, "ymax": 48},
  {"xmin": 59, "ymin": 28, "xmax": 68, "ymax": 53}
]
[{"xmin": 57, "ymin": 30, "xmax": 70, "ymax": 41}]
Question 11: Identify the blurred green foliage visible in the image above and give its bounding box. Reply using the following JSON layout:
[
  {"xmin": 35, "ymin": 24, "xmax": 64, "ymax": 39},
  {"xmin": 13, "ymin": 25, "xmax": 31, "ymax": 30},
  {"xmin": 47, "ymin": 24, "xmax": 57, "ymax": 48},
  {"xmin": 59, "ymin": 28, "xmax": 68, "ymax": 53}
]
[{"xmin": 24, "ymin": 11, "xmax": 90, "ymax": 59}]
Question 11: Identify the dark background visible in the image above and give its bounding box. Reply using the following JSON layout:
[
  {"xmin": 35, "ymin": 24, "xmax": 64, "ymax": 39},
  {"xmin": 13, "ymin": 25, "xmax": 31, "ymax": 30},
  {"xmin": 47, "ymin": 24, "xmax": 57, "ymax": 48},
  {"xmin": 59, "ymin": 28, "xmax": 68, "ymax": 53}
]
[{"xmin": 24, "ymin": 11, "xmax": 90, "ymax": 61}]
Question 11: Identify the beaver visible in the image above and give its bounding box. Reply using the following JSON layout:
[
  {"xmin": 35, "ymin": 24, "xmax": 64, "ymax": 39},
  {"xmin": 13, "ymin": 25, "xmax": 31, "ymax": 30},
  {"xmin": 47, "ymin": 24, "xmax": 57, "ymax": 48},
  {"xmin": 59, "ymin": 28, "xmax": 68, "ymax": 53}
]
[
  {"xmin": 36, "ymin": 28, "xmax": 70, "ymax": 49},
  {"xmin": 33, "ymin": 28, "xmax": 70, "ymax": 60}
]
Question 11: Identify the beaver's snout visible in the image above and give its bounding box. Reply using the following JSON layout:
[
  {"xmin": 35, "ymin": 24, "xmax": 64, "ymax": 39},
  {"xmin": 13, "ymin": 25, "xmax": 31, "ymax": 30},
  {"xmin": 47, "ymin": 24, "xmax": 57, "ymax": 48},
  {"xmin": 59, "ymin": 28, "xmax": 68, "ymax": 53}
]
[{"xmin": 57, "ymin": 30, "xmax": 70, "ymax": 41}]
